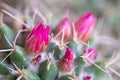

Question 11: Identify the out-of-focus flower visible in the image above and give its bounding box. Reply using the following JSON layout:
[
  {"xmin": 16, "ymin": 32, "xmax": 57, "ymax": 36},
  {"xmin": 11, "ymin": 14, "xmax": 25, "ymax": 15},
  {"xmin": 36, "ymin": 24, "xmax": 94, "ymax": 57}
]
[
  {"xmin": 83, "ymin": 75, "xmax": 92, "ymax": 80},
  {"xmin": 75, "ymin": 12, "xmax": 96, "ymax": 42},
  {"xmin": 58, "ymin": 47, "xmax": 74, "ymax": 72},
  {"xmin": 53, "ymin": 17, "xmax": 72, "ymax": 42},
  {"xmin": 25, "ymin": 23, "xmax": 50, "ymax": 56},
  {"xmin": 84, "ymin": 48, "xmax": 97, "ymax": 61}
]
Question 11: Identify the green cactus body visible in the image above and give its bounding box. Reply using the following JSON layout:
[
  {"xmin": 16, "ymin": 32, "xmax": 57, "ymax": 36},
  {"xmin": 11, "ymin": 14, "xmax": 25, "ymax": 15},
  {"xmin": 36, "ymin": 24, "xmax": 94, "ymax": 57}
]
[
  {"xmin": 67, "ymin": 40, "xmax": 78, "ymax": 54},
  {"xmin": 21, "ymin": 69, "xmax": 41, "ymax": 80},
  {"xmin": 85, "ymin": 61, "xmax": 108, "ymax": 80},
  {"xmin": 0, "ymin": 53, "xmax": 10, "ymax": 74},
  {"xmin": 0, "ymin": 24, "xmax": 15, "ymax": 48},
  {"xmin": 74, "ymin": 56, "xmax": 85, "ymax": 76},
  {"xmin": 46, "ymin": 42, "xmax": 57, "ymax": 53},
  {"xmin": 10, "ymin": 45, "xmax": 29, "ymax": 68},
  {"xmin": 38, "ymin": 60, "xmax": 58, "ymax": 80},
  {"xmin": 54, "ymin": 46, "xmax": 66, "ymax": 60}
]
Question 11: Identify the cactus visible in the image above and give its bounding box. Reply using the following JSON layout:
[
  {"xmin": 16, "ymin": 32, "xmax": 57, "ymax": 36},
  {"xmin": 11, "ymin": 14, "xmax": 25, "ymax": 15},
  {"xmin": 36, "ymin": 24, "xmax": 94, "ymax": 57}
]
[{"xmin": 0, "ymin": 2, "xmax": 119, "ymax": 80}]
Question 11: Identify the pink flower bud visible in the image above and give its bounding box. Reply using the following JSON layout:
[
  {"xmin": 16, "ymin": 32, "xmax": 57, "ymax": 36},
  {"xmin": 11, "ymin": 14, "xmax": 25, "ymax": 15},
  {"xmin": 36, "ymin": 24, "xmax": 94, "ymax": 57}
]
[
  {"xmin": 83, "ymin": 76, "xmax": 92, "ymax": 80},
  {"xmin": 84, "ymin": 48, "xmax": 97, "ymax": 61},
  {"xmin": 75, "ymin": 12, "xmax": 96, "ymax": 42},
  {"xmin": 58, "ymin": 48, "xmax": 74, "ymax": 72},
  {"xmin": 25, "ymin": 23, "xmax": 50, "ymax": 56},
  {"xmin": 53, "ymin": 18, "xmax": 72, "ymax": 41}
]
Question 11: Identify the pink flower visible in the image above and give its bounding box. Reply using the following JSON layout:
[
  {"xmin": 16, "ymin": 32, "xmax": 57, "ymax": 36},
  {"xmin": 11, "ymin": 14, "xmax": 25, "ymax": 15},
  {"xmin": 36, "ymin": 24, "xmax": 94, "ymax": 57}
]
[
  {"xmin": 58, "ymin": 48, "xmax": 74, "ymax": 72},
  {"xmin": 83, "ymin": 76, "xmax": 92, "ymax": 80},
  {"xmin": 84, "ymin": 48, "xmax": 97, "ymax": 61},
  {"xmin": 75, "ymin": 12, "xmax": 96, "ymax": 42},
  {"xmin": 25, "ymin": 23, "xmax": 50, "ymax": 56},
  {"xmin": 53, "ymin": 18, "xmax": 72, "ymax": 41}
]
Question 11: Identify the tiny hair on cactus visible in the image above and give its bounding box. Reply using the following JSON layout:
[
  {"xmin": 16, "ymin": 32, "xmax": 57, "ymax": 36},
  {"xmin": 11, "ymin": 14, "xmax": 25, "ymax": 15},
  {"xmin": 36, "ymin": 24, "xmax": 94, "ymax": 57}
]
[
  {"xmin": 75, "ymin": 12, "xmax": 96, "ymax": 42},
  {"xmin": 53, "ymin": 17, "xmax": 72, "ymax": 42},
  {"xmin": 58, "ymin": 47, "xmax": 74, "ymax": 72},
  {"xmin": 25, "ymin": 23, "xmax": 50, "ymax": 56}
]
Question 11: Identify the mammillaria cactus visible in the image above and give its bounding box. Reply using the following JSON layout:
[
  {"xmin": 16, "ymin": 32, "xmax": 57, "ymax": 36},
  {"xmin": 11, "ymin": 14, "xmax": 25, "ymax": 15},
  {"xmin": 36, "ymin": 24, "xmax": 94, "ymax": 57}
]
[{"xmin": 0, "ymin": 1, "xmax": 119, "ymax": 80}]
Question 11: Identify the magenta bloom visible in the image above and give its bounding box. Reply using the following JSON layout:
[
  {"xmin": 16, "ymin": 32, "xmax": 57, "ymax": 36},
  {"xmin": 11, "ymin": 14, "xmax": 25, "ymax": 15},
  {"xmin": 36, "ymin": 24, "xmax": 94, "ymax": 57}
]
[
  {"xmin": 58, "ymin": 48, "xmax": 74, "ymax": 72},
  {"xmin": 26, "ymin": 23, "xmax": 50, "ymax": 56},
  {"xmin": 75, "ymin": 12, "xmax": 96, "ymax": 42},
  {"xmin": 83, "ymin": 76, "xmax": 92, "ymax": 80},
  {"xmin": 84, "ymin": 48, "xmax": 97, "ymax": 61},
  {"xmin": 53, "ymin": 18, "xmax": 72, "ymax": 41}
]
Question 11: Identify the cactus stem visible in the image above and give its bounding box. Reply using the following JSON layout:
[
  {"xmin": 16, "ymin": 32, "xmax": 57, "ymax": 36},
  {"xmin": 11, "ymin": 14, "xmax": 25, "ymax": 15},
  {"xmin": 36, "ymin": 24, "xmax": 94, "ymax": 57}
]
[
  {"xmin": 4, "ymin": 34, "xmax": 13, "ymax": 47},
  {"xmin": 0, "ymin": 51, "xmax": 13, "ymax": 64},
  {"xmin": 2, "ymin": 9, "xmax": 30, "ymax": 28},
  {"xmin": 0, "ymin": 49, "xmax": 14, "ymax": 52}
]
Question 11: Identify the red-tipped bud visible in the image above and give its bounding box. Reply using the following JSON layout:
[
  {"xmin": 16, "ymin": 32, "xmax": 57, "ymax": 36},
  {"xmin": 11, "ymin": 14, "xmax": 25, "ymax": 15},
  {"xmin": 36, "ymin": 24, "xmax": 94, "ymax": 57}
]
[
  {"xmin": 75, "ymin": 12, "xmax": 96, "ymax": 42},
  {"xmin": 83, "ymin": 75, "xmax": 92, "ymax": 80},
  {"xmin": 84, "ymin": 48, "xmax": 97, "ymax": 61},
  {"xmin": 25, "ymin": 23, "xmax": 50, "ymax": 56},
  {"xmin": 53, "ymin": 18, "xmax": 72, "ymax": 41},
  {"xmin": 58, "ymin": 48, "xmax": 74, "ymax": 72}
]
